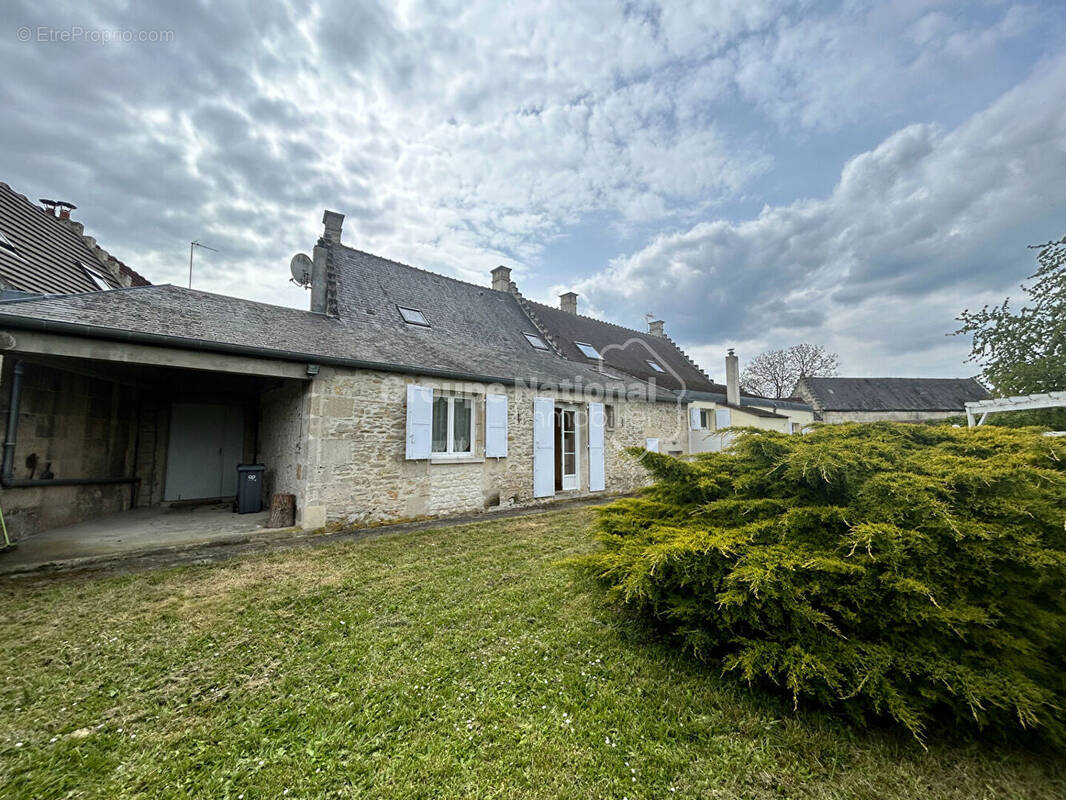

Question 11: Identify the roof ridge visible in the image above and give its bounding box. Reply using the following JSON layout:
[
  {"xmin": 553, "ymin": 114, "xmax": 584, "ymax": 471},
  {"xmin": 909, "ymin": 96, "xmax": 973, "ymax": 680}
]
[{"xmin": 808, "ymin": 376, "xmax": 983, "ymax": 382}]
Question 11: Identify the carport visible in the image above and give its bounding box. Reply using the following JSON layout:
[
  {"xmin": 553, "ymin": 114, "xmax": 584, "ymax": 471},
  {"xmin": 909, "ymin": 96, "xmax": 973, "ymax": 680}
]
[{"xmin": 0, "ymin": 325, "xmax": 311, "ymax": 551}]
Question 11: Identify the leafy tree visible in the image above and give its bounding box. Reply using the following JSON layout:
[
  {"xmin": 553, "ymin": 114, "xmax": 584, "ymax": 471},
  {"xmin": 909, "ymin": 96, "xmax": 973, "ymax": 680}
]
[
  {"xmin": 741, "ymin": 343, "xmax": 838, "ymax": 399},
  {"xmin": 956, "ymin": 235, "xmax": 1066, "ymax": 427}
]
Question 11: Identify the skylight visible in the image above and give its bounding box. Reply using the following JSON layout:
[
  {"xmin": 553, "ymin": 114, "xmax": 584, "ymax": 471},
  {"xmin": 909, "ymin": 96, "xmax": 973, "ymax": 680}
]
[
  {"xmin": 79, "ymin": 261, "xmax": 114, "ymax": 291},
  {"xmin": 575, "ymin": 341, "xmax": 601, "ymax": 359},
  {"xmin": 646, "ymin": 359, "xmax": 665, "ymax": 373},
  {"xmin": 524, "ymin": 333, "xmax": 549, "ymax": 350},
  {"xmin": 398, "ymin": 305, "xmax": 429, "ymax": 326}
]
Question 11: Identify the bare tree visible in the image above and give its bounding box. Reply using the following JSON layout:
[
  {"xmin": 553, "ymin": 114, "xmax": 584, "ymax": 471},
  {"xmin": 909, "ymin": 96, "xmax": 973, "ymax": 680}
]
[{"xmin": 741, "ymin": 344, "xmax": 839, "ymax": 399}]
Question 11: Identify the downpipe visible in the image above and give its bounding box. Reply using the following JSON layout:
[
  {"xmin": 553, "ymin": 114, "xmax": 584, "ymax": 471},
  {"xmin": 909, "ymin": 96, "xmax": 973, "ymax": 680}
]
[{"xmin": 1, "ymin": 358, "xmax": 140, "ymax": 489}]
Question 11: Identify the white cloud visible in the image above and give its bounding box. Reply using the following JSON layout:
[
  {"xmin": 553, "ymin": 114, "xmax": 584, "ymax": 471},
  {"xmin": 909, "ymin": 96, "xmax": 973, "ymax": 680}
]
[{"xmin": 576, "ymin": 54, "xmax": 1066, "ymax": 376}]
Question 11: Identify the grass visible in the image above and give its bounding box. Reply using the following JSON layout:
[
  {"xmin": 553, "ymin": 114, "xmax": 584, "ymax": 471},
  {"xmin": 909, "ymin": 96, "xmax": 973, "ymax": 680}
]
[{"xmin": 0, "ymin": 508, "xmax": 1062, "ymax": 799}]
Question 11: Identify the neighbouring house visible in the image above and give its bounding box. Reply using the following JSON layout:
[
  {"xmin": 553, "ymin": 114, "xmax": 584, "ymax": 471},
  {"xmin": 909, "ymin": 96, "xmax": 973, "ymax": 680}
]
[
  {"xmin": 793, "ymin": 376, "xmax": 990, "ymax": 423},
  {"xmin": 0, "ymin": 183, "xmax": 150, "ymax": 297},
  {"xmin": 0, "ymin": 209, "xmax": 725, "ymax": 541},
  {"xmin": 685, "ymin": 350, "xmax": 815, "ymax": 452}
]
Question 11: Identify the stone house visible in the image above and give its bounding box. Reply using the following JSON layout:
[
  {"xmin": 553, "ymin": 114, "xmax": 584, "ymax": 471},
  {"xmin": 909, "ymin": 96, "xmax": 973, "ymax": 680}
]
[
  {"xmin": 0, "ymin": 210, "xmax": 714, "ymax": 542},
  {"xmin": 793, "ymin": 376, "xmax": 990, "ymax": 423}
]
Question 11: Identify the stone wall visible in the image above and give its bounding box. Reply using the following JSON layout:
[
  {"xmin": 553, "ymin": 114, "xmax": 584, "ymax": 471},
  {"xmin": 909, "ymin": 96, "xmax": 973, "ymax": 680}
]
[
  {"xmin": 299, "ymin": 366, "xmax": 688, "ymax": 528},
  {"xmin": 258, "ymin": 381, "xmax": 309, "ymax": 511},
  {"xmin": 0, "ymin": 359, "xmax": 141, "ymax": 538},
  {"xmin": 819, "ymin": 409, "xmax": 961, "ymax": 424}
]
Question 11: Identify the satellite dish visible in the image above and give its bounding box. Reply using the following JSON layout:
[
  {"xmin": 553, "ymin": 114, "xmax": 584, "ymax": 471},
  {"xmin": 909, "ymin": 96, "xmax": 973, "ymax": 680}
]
[{"xmin": 290, "ymin": 253, "xmax": 313, "ymax": 287}]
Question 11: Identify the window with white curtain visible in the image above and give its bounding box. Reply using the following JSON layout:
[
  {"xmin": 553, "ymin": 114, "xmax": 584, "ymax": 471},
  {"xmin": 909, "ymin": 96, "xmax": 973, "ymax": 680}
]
[{"xmin": 432, "ymin": 395, "xmax": 473, "ymax": 455}]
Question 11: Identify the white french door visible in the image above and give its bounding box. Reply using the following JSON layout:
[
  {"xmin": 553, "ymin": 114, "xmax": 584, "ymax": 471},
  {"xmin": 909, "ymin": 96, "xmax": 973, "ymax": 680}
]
[{"xmin": 559, "ymin": 408, "xmax": 579, "ymax": 491}]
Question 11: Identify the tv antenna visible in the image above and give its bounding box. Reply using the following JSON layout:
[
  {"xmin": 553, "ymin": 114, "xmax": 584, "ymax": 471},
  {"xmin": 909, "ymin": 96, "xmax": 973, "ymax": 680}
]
[{"xmin": 188, "ymin": 240, "xmax": 219, "ymax": 288}]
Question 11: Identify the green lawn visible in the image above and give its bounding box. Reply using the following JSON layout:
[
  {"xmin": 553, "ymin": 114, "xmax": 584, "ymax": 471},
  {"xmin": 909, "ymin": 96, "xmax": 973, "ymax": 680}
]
[{"xmin": 1, "ymin": 508, "xmax": 1061, "ymax": 799}]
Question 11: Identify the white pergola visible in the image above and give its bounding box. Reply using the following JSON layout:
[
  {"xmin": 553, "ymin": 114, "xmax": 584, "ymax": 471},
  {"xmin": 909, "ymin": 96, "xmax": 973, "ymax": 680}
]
[{"xmin": 965, "ymin": 391, "xmax": 1066, "ymax": 427}]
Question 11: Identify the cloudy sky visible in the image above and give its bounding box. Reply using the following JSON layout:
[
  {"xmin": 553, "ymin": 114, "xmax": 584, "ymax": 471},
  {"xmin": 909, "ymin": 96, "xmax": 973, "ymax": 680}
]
[{"xmin": 3, "ymin": 1, "xmax": 1064, "ymax": 381}]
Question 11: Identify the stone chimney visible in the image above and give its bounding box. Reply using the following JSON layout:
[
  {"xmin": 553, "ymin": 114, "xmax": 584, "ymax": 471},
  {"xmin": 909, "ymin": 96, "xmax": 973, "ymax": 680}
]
[
  {"xmin": 725, "ymin": 349, "xmax": 740, "ymax": 406},
  {"xmin": 559, "ymin": 291, "xmax": 578, "ymax": 314},
  {"xmin": 322, "ymin": 209, "xmax": 344, "ymax": 244},
  {"xmin": 647, "ymin": 319, "xmax": 665, "ymax": 337},
  {"xmin": 491, "ymin": 265, "xmax": 512, "ymax": 292}
]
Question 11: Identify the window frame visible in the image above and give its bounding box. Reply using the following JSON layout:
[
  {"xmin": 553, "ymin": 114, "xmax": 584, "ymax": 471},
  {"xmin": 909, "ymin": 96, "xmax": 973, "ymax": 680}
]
[
  {"xmin": 397, "ymin": 305, "xmax": 430, "ymax": 327},
  {"xmin": 431, "ymin": 393, "xmax": 475, "ymax": 457},
  {"xmin": 699, "ymin": 409, "xmax": 711, "ymax": 429},
  {"xmin": 574, "ymin": 341, "xmax": 602, "ymax": 359},
  {"xmin": 646, "ymin": 359, "xmax": 665, "ymax": 373},
  {"xmin": 523, "ymin": 332, "xmax": 549, "ymax": 350},
  {"xmin": 79, "ymin": 261, "xmax": 114, "ymax": 291}
]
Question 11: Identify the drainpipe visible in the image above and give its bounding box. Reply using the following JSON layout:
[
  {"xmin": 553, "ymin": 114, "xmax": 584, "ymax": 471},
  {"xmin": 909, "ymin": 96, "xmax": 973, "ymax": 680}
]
[
  {"xmin": 1, "ymin": 359, "xmax": 24, "ymax": 480},
  {"xmin": 0, "ymin": 358, "xmax": 140, "ymax": 489}
]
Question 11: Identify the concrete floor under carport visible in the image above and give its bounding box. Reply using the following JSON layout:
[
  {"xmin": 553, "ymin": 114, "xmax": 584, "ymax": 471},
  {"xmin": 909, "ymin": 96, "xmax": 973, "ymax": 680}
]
[
  {"xmin": 0, "ymin": 329, "xmax": 311, "ymax": 545},
  {"xmin": 0, "ymin": 502, "xmax": 275, "ymax": 571}
]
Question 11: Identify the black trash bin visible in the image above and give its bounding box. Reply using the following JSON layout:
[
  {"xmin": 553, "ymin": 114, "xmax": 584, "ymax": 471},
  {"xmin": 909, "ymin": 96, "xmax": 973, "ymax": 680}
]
[{"xmin": 236, "ymin": 464, "xmax": 266, "ymax": 514}]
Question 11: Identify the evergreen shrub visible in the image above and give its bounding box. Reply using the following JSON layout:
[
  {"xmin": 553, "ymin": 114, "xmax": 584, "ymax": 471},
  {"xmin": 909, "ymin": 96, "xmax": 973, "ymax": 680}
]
[{"xmin": 578, "ymin": 423, "xmax": 1066, "ymax": 743}]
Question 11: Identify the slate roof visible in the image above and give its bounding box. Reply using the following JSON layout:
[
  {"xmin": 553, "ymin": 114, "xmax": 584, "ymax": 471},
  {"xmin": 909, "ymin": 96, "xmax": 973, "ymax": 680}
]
[
  {"xmin": 0, "ymin": 182, "xmax": 127, "ymax": 294},
  {"xmin": 0, "ymin": 244, "xmax": 678, "ymax": 400},
  {"xmin": 518, "ymin": 298, "xmax": 719, "ymax": 394},
  {"xmin": 685, "ymin": 389, "xmax": 811, "ymax": 417},
  {"xmin": 796, "ymin": 377, "xmax": 989, "ymax": 412}
]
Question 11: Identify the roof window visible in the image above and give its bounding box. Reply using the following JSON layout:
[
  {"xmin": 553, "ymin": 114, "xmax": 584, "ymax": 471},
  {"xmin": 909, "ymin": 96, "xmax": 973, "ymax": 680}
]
[
  {"xmin": 646, "ymin": 359, "xmax": 665, "ymax": 373},
  {"xmin": 524, "ymin": 333, "xmax": 549, "ymax": 350},
  {"xmin": 575, "ymin": 341, "xmax": 601, "ymax": 359},
  {"xmin": 398, "ymin": 305, "xmax": 430, "ymax": 326},
  {"xmin": 79, "ymin": 261, "xmax": 114, "ymax": 291}
]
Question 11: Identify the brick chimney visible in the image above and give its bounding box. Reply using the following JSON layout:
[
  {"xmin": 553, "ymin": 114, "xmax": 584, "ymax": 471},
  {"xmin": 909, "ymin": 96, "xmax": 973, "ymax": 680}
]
[
  {"xmin": 491, "ymin": 265, "xmax": 512, "ymax": 292},
  {"xmin": 647, "ymin": 319, "xmax": 665, "ymax": 337},
  {"xmin": 725, "ymin": 349, "xmax": 740, "ymax": 406},
  {"xmin": 322, "ymin": 209, "xmax": 344, "ymax": 244},
  {"xmin": 559, "ymin": 291, "xmax": 578, "ymax": 314}
]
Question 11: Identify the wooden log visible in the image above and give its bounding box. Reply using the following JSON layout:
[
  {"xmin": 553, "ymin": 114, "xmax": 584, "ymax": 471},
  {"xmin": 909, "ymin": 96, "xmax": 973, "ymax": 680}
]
[{"xmin": 268, "ymin": 493, "xmax": 296, "ymax": 528}]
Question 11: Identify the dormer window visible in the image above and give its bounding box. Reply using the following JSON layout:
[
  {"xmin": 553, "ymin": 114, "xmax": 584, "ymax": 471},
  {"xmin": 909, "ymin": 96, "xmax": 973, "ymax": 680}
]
[
  {"xmin": 575, "ymin": 341, "xmax": 601, "ymax": 359},
  {"xmin": 398, "ymin": 305, "xmax": 429, "ymax": 327},
  {"xmin": 79, "ymin": 261, "xmax": 114, "ymax": 291},
  {"xmin": 646, "ymin": 359, "xmax": 665, "ymax": 373},
  {"xmin": 524, "ymin": 333, "xmax": 549, "ymax": 350}
]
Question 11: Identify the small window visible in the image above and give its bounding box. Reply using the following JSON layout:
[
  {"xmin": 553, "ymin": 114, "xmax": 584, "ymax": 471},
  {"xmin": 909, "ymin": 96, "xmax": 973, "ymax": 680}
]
[
  {"xmin": 699, "ymin": 409, "xmax": 711, "ymax": 429},
  {"xmin": 432, "ymin": 395, "xmax": 473, "ymax": 455},
  {"xmin": 398, "ymin": 306, "xmax": 429, "ymax": 326},
  {"xmin": 80, "ymin": 262, "xmax": 114, "ymax": 291},
  {"xmin": 604, "ymin": 404, "xmax": 616, "ymax": 430},
  {"xmin": 524, "ymin": 333, "xmax": 549, "ymax": 350},
  {"xmin": 0, "ymin": 230, "xmax": 16, "ymax": 252},
  {"xmin": 646, "ymin": 359, "xmax": 665, "ymax": 373},
  {"xmin": 575, "ymin": 341, "xmax": 601, "ymax": 359}
]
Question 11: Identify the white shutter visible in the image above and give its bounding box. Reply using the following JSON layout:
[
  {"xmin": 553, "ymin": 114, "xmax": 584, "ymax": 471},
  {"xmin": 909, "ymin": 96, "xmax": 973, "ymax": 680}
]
[
  {"xmin": 715, "ymin": 408, "xmax": 732, "ymax": 430},
  {"xmin": 405, "ymin": 384, "xmax": 433, "ymax": 460},
  {"xmin": 645, "ymin": 437, "xmax": 660, "ymax": 453},
  {"xmin": 588, "ymin": 401, "xmax": 605, "ymax": 492},
  {"xmin": 689, "ymin": 407, "xmax": 702, "ymax": 430},
  {"xmin": 485, "ymin": 394, "xmax": 508, "ymax": 458},
  {"xmin": 533, "ymin": 396, "xmax": 555, "ymax": 498}
]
